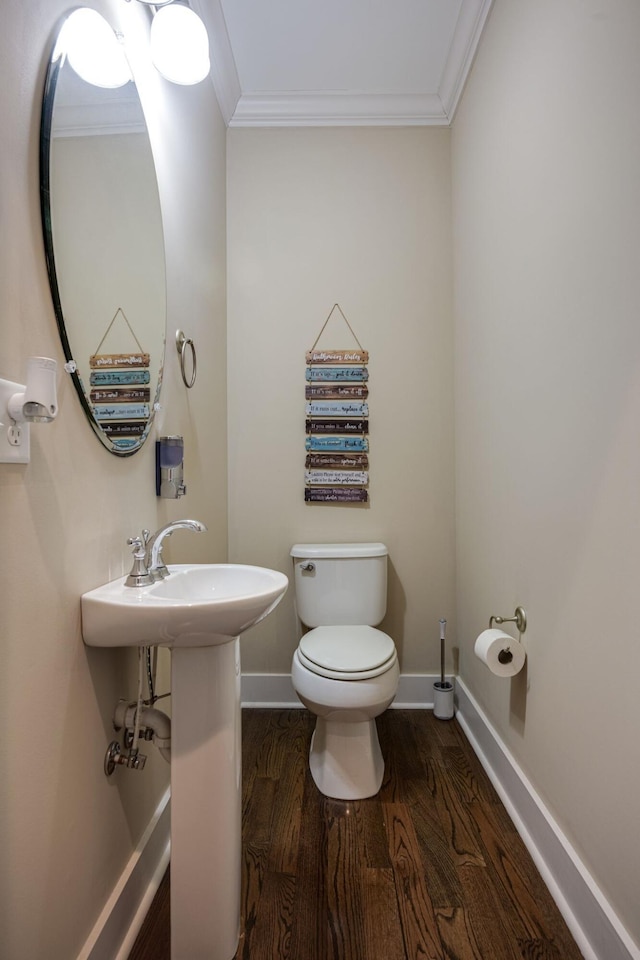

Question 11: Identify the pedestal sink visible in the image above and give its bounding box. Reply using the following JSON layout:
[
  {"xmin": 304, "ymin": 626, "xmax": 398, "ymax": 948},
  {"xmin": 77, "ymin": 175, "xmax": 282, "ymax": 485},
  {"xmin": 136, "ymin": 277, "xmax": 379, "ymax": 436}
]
[{"xmin": 82, "ymin": 564, "xmax": 288, "ymax": 960}]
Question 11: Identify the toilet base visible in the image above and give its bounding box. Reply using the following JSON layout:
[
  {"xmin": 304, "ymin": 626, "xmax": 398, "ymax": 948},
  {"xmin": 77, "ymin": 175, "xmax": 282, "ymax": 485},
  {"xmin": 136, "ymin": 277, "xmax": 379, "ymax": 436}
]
[{"xmin": 309, "ymin": 717, "xmax": 384, "ymax": 800}]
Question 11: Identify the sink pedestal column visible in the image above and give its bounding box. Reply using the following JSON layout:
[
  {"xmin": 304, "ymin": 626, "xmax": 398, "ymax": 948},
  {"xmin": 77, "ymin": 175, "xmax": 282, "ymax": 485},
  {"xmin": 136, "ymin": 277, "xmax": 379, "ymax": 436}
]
[{"xmin": 170, "ymin": 640, "xmax": 242, "ymax": 960}]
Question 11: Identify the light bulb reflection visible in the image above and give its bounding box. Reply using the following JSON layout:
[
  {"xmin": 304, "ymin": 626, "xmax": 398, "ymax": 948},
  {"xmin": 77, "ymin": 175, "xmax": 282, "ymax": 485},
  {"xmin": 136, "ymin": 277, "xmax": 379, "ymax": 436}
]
[
  {"xmin": 150, "ymin": 5, "xmax": 210, "ymax": 85},
  {"xmin": 61, "ymin": 8, "xmax": 132, "ymax": 89}
]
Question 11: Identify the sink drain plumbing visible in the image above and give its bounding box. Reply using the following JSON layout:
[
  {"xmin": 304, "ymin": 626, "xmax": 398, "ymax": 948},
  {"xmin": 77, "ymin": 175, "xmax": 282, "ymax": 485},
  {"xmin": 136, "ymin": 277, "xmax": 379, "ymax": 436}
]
[{"xmin": 104, "ymin": 646, "xmax": 171, "ymax": 776}]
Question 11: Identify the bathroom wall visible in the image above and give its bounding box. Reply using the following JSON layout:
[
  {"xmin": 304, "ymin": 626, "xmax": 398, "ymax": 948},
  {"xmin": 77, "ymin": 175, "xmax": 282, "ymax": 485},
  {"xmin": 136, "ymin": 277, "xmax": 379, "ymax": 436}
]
[
  {"xmin": 452, "ymin": 0, "xmax": 640, "ymax": 947},
  {"xmin": 0, "ymin": 1, "xmax": 227, "ymax": 957},
  {"xmin": 227, "ymin": 127, "xmax": 456, "ymax": 677}
]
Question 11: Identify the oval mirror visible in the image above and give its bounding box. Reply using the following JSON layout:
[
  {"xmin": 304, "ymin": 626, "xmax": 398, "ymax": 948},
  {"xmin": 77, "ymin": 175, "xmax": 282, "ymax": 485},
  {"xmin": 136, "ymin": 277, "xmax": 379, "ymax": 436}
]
[{"xmin": 40, "ymin": 9, "xmax": 166, "ymax": 456}]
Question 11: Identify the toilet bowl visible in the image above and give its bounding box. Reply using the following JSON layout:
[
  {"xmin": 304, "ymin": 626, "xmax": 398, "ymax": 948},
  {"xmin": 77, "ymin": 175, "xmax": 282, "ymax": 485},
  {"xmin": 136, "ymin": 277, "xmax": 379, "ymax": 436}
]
[{"xmin": 290, "ymin": 543, "xmax": 399, "ymax": 800}]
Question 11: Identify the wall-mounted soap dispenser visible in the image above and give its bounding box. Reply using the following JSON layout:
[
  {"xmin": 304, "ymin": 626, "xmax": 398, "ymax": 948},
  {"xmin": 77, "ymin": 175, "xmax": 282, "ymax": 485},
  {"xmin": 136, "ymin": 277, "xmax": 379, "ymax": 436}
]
[{"xmin": 156, "ymin": 435, "xmax": 186, "ymax": 498}]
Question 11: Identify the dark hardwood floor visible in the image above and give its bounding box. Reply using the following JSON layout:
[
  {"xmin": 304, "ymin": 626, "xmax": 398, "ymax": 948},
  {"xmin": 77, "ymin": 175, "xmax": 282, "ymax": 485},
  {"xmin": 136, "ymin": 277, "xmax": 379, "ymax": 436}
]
[{"xmin": 128, "ymin": 709, "xmax": 583, "ymax": 960}]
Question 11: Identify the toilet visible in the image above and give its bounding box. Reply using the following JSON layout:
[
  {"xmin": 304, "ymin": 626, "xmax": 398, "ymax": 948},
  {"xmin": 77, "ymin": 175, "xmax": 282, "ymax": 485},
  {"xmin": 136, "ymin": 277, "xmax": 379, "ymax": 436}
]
[{"xmin": 290, "ymin": 542, "xmax": 399, "ymax": 800}]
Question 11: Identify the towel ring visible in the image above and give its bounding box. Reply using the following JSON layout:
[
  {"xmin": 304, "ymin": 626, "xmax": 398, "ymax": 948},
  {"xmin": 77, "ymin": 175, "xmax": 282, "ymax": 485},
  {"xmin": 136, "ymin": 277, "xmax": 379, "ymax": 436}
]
[{"xmin": 176, "ymin": 330, "xmax": 197, "ymax": 389}]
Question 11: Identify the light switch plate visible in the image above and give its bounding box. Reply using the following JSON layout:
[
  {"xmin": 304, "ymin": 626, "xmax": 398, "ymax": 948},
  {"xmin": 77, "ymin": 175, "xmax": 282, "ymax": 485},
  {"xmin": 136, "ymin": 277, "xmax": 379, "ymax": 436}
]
[{"xmin": 0, "ymin": 377, "xmax": 30, "ymax": 463}]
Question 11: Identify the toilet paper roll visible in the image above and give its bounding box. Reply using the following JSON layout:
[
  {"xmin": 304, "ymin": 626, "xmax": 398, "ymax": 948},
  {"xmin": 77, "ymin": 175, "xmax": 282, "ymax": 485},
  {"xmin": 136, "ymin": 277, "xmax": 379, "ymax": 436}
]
[{"xmin": 474, "ymin": 629, "xmax": 526, "ymax": 678}]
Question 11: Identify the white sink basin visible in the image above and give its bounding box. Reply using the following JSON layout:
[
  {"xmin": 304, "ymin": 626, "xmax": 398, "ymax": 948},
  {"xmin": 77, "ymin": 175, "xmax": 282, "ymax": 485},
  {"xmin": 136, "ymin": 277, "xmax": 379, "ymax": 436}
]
[{"xmin": 81, "ymin": 563, "xmax": 288, "ymax": 648}]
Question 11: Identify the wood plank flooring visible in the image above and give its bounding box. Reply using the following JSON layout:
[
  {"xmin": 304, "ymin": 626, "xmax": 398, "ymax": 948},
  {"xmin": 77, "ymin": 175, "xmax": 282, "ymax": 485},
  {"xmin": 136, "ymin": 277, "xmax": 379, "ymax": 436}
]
[{"xmin": 128, "ymin": 709, "xmax": 584, "ymax": 960}]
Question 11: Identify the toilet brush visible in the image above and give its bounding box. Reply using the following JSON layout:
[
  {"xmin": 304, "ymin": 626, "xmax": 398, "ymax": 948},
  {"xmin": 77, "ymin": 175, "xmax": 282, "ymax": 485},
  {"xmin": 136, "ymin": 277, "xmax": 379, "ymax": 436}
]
[{"xmin": 433, "ymin": 618, "xmax": 454, "ymax": 720}]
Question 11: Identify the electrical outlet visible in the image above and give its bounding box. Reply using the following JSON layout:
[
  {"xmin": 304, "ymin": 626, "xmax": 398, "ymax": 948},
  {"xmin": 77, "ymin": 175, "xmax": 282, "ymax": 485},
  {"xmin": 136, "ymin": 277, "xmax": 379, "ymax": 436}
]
[{"xmin": 0, "ymin": 377, "xmax": 30, "ymax": 463}]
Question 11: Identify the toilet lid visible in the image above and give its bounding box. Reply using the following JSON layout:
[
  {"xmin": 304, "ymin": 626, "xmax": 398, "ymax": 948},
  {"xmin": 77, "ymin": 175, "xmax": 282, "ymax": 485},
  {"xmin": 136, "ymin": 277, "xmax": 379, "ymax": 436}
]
[{"xmin": 299, "ymin": 625, "xmax": 396, "ymax": 680}]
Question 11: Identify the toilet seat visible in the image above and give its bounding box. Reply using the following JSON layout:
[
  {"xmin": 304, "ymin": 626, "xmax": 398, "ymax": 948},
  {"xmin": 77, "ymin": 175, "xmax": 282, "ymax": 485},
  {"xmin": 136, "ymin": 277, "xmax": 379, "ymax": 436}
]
[{"xmin": 298, "ymin": 625, "xmax": 397, "ymax": 680}]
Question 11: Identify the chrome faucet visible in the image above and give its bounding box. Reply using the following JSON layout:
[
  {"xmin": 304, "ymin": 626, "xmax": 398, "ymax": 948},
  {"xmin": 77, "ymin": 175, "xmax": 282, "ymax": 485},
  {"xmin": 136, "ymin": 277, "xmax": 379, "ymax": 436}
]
[{"xmin": 145, "ymin": 519, "xmax": 207, "ymax": 580}]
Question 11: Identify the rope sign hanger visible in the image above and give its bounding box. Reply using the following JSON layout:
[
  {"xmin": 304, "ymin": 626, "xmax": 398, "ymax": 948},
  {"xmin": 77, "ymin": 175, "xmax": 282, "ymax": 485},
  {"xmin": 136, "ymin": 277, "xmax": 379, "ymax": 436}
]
[{"xmin": 309, "ymin": 303, "xmax": 366, "ymax": 355}]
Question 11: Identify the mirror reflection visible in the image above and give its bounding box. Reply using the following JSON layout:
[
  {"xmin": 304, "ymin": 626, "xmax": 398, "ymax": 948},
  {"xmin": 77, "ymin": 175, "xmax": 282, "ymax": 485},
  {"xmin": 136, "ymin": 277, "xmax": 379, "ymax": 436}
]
[{"xmin": 41, "ymin": 9, "xmax": 166, "ymax": 455}]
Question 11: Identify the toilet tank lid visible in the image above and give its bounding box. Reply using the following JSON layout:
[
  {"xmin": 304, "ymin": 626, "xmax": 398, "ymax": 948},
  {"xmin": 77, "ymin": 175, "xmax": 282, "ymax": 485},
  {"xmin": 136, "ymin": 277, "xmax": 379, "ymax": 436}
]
[{"xmin": 290, "ymin": 542, "xmax": 387, "ymax": 559}]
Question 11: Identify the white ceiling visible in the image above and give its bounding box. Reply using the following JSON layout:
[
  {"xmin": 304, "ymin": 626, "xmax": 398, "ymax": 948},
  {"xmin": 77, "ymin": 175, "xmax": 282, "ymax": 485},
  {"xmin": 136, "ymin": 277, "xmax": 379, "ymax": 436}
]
[{"xmin": 194, "ymin": 0, "xmax": 493, "ymax": 127}]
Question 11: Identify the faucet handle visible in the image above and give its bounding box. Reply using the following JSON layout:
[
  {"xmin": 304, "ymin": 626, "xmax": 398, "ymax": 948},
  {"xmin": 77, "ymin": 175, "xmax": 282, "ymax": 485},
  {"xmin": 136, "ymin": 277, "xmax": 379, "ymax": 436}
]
[
  {"xmin": 125, "ymin": 535, "xmax": 154, "ymax": 587},
  {"xmin": 127, "ymin": 535, "xmax": 145, "ymax": 557}
]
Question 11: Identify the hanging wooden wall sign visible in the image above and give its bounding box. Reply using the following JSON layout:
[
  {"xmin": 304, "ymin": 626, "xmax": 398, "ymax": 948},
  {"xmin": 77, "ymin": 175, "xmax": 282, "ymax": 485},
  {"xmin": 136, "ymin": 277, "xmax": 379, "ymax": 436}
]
[
  {"xmin": 89, "ymin": 308, "xmax": 151, "ymax": 452},
  {"xmin": 304, "ymin": 305, "xmax": 370, "ymax": 504}
]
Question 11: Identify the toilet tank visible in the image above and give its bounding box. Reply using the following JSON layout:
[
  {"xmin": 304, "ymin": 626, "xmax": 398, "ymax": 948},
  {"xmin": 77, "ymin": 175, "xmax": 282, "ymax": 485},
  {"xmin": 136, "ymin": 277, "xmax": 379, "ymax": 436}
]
[{"xmin": 290, "ymin": 542, "xmax": 388, "ymax": 627}]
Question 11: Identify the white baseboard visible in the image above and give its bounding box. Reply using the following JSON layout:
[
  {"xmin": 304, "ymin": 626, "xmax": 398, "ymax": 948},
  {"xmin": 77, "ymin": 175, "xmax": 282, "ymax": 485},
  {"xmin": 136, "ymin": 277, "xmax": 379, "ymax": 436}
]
[
  {"xmin": 455, "ymin": 679, "xmax": 640, "ymax": 960},
  {"xmin": 241, "ymin": 672, "xmax": 301, "ymax": 707},
  {"xmin": 241, "ymin": 671, "xmax": 447, "ymax": 709},
  {"xmin": 76, "ymin": 787, "xmax": 171, "ymax": 960}
]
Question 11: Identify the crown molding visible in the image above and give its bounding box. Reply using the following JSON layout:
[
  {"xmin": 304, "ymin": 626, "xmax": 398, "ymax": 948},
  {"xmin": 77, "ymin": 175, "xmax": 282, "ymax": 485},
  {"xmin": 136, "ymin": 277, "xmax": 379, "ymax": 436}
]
[
  {"xmin": 52, "ymin": 101, "xmax": 147, "ymax": 138},
  {"xmin": 229, "ymin": 92, "xmax": 449, "ymax": 127},
  {"xmin": 439, "ymin": 0, "xmax": 494, "ymax": 121}
]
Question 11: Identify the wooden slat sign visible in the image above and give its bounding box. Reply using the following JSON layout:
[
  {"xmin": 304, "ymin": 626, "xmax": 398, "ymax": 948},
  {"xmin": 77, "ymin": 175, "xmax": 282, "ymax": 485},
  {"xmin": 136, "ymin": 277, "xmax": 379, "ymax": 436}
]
[
  {"xmin": 306, "ymin": 349, "xmax": 369, "ymax": 364},
  {"xmin": 305, "ymin": 384, "xmax": 368, "ymax": 399},
  {"xmin": 89, "ymin": 353, "xmax": 150, "ymax": 368},
  {"xmin": 306, "ymin": 453, "xmax": 369, "ymax": 469},
  {"xmin": 306, "ymin": 367, "xmax": 368, "ymax": 382},
  {"xmin": 306, "ymin": 418, "xmax": 368, "ymax": 434},
  {"xmin": 305, "ymin": 436, "xmax": 369, "ymax": 452},
  {"xmin": 93, "ymin": 403, "xmax": 150, "ymax": 421},
  {"xmin": 306, "ymin": 401, "xmax": 368, "ymax": 417},
  {"xmin": 90, "ymin": 387, "xmax": 151, "ymax": 403},
  {"xmin": 90, "ymin": 370, "xmax": 151, "ymax": 386},
  {"xmin": 304, "ymin": 329, "xmax": 370, "ymax": 504},
  {"xmin": 305, "ymin": 471, "xmax": 369, "ymax": 485},
  {"xmin": 101, "ymin": 421, "xmax": 146, "ymax": 436},
  {"xmin": 305, "ymin": 488, "xmax": 369, "ymax": 503}
]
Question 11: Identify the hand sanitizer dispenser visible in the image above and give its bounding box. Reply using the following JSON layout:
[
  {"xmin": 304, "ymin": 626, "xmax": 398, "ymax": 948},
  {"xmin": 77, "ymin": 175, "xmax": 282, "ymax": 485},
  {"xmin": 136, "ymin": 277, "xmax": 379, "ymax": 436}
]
[{"xmin": 156, "ymin": 435, "xmax": 185, "ymax": 498}]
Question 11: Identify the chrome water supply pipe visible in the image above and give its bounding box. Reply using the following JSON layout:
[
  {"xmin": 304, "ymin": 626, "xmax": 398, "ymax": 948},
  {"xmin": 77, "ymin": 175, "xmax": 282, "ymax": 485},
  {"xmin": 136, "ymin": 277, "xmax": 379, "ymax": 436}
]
[{"xmin": 131, "ymin": 646, "xmax": 145, "ymax": 757}]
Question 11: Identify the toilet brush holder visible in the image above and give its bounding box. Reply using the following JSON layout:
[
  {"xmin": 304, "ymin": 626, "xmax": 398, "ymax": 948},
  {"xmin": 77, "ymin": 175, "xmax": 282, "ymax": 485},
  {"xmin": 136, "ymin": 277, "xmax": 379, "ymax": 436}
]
[
  {"xmin": 433, "ymin": 680, "xmax": 454, "ymax": 720},
  {"xmin": 433, "ymin": 617, "xmax": 454, "ymax": 719}
]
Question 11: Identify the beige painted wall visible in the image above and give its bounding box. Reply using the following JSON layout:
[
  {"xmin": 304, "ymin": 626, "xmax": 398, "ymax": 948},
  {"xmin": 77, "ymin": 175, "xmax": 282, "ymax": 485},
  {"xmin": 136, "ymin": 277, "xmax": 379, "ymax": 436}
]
[
  {"xmin": 227, "ymin": 127, "xmax": 455, "ymax": 676},
  {"xmin": 0, "ymin": 1, "xmax": 227, "ymax": 957},
  {"xmin": 452, "ymin": 0, "xmax": 640, "ymax": 946}
]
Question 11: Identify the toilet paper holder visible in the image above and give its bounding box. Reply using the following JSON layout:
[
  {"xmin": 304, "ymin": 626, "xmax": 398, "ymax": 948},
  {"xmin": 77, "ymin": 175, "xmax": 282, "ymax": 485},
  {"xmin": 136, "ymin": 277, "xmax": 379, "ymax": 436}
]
[{"xmin": 489, "ymin": 606, "xmax": 527, "ymax": 634}]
